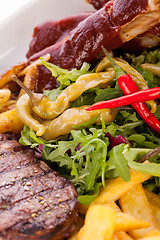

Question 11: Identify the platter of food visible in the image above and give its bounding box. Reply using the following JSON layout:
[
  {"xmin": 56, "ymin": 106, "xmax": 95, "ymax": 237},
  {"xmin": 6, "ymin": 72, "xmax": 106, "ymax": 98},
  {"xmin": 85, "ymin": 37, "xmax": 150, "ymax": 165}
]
[{"xmin": 0, "ymin": 0, "xmax": 160, "ymax": 239}]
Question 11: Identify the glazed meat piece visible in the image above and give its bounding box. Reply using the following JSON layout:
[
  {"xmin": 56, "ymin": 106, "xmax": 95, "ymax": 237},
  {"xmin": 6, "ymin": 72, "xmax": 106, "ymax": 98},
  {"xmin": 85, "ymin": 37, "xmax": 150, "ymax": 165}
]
[
  {"xmin": 26, "ymin": 12, "xmax": 93, "ymax": 58},
  {"xmin": 28, "ymin": 0, "xmax": 160, "ymax": 93},
  {"xmin": 0, "ymin": 133, "xmax": 79, "ymax": 240}
]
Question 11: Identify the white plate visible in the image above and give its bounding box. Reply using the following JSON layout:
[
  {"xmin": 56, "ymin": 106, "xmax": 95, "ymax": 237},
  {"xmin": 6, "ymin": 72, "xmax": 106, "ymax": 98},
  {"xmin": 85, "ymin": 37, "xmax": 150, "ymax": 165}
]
[{"xmin": 0, "ymin": 0, "xmax": 94, "ymax": 74}]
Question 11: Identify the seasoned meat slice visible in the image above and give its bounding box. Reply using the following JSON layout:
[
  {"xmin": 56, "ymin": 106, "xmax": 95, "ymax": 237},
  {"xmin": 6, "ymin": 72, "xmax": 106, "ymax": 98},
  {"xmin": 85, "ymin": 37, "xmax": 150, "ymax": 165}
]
[
  {"xmin": 28, "ymin": 0, "xmax": 160, "ymax": 93},
  {"xmin": 0, "ymin": 133, "xmax": 79, "ymax": 240},
  {"xmin": 26, "ymin": 12, "xmax": 93, "ymax": 58}
]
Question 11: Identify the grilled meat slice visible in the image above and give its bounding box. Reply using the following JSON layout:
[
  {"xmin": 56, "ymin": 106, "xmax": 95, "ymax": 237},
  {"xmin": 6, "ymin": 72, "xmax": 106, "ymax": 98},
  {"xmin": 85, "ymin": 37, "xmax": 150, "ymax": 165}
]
[
  {"xmin": 26, "ymin": 12, "xmax": 93, "ymax": 59},
  {"xmin": 28, "ymin": 0, "xmax": 160, "ymax": 93},
  {"xmin": 0, "ymin": 133, "xmax": 79, "ymax": 240}
]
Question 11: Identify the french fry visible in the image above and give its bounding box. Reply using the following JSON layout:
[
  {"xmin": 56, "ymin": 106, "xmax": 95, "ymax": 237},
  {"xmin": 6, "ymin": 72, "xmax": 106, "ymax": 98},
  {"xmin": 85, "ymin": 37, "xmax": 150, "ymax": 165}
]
[
  {"xmin": 144, "ymin": 230, "xmax": 160, "ymax": 237},
  {"xmin": 119, "ymin": 184, "xmax": 159, "ymax": 239},
  {"xmin": 115, "ymin": 212, "xmax": 150, "ymax": 232},
  {"xmin": 18, "ymin": 54, "xmax": 50, "ymax": 96},
  {"xmin": 138, "ymin": 236, "xmax": 160, "ymax": 240},
  {"xmin": 144, "ymin": 188, "xmax": 160, "ymax": 208},
  {"xmin": 113, "ymin": 233, "xmax": 119, "ymax": 240},
  {"xmin": 105, "ymin": 201, "xmax": 121, "ymax": 213},
  {"xmin": 105, "ymin": 202, "xmax": 149, "ymax": 232},
  {"xmin": 77, "ymin": 205, "xmax": 116, "ymax": 240},
  {"xmin": 0, "ymin": 109, "xmax": 23, "ymax": 133},
  {"xmin": 144, "ymin": 188, "xmax": 160, "ymax": 226},
  {"xmin": 116, "ymin": 231, "xmax": 134, "ymax": 240},
  {"xmin": 0, "ymin": 63, "xmax": 26, "ymax": 88},
  {"xmin": 0, "ymin": 89, "xmax": 11, "ymax": 104},
  {"xmin": 93, "ymin": 169, "xmax": 151, "ymax": 204}
]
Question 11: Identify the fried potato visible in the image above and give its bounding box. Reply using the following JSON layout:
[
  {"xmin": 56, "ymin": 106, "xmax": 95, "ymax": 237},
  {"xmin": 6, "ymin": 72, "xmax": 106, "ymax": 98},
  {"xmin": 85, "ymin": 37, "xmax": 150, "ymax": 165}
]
[
  {"xmin": 0, "ymin": 109, "xmax": 23, "ymax": 133},
  {"xmin": 116, "ymin": 231, "xmax": 134, "ymax": 240},
  {"xmin": 138, "ymin": 236, "xmax": 160, "ymax": 240},
  {"xmin": 113, "ymin": 233, "xmax": 119, "ymax": 240},
  {"xmin": 115, "ymin": 212, "xmax": 150, "ymax": 232},
  {"xmin": 0, "ymin": 63, "xmax": 26, "ymax": 88},
  {"xmin": 0, "ymin": 89, "xmax": 11, "ymax": 103},
  {"xmin": 119, "ymin": 184, "xmax": 159, "ymax": 239},
  {"xmin": 105, "ymin": 201, "xmax": 121, "ymax": 213},
  {"xmin": 18, "ymin": 55, "xmax": 50, "ymax": 97},
  {"xmin": 93, "ymin": 169, "xmax": 151, "ymax": 204},
  {"xmin": 144, "ymin": 188, "xmax": 160, "ymax": 226},
  {"xmin": 144, "ymin": 230, "xmax": 160, "ymax": 237},
  {"xmin": 77, "ymin": 204, "xmax": 116, "ymax": 240}
]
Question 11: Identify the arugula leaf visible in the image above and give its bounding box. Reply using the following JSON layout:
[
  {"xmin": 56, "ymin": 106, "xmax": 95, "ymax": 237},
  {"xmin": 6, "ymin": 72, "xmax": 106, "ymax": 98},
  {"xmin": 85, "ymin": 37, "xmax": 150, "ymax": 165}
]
[
  {"xmin": 73, "ymin": 114, "xmax": 100, "ymax": 130},
  {"xmin": 128, "ymin": 160, "xmax": 160, "ymax": 177},
  {"xmin": 71, "ymin": 91, "xmax": 95, "ymax": 108},
  {"xmin": 95, "ymin": 88, "xmax": 123, "ymax": 102},
  {"xmin": 47, "ymin": 140, "xmax": 78, "ymax": 160},
  {"xmin": 19, "ymin": 125, "xmax": 33, "ymax": 146},
  {"xmin": 108, "ymin": 144, "xmax": 130, "ymax": 182},
  {"xmin": 41, "ymin": 58, "xmax": 91, "ymax": 88},
  {"xmin": 43, "ymin": 88, "xmax": 62, "ymax": 101},
  {"xmin": 78, "ymin": 183, "xmax": 102, "ymax": 205},
  {"xmin": 83, "ymin": 138, "xmax": 108, "ymax": 189}
]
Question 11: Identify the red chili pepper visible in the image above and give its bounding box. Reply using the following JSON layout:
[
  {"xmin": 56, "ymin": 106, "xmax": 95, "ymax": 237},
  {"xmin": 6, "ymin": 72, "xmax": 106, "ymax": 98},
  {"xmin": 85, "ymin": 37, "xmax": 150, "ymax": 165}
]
[
  {"xmin": 86, "ymin": 86, "xmax": 160, "ymax": 111},
  {"xmin": 117, "ymin": 74, "xmax": 160, "ymax": 134},
  {"xmin": 87, "ymin": 46, "xmax": 160, "ymax": 134}
]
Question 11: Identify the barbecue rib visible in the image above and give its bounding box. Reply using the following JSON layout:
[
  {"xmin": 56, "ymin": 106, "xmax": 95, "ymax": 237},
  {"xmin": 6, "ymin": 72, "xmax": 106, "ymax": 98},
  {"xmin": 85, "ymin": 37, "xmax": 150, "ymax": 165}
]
[{"xmin": 0, "ymin": 133, "xmax": 79, "ymax": 240}]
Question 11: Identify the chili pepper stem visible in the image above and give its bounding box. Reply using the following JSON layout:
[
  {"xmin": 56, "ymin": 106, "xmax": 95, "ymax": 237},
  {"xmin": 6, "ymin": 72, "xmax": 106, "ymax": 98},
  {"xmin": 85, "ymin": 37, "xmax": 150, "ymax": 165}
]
[
  {"xmin": 11, "ymin": 75, "xmax": 34, "ymax": 99},
  {"xmin": 101, "ymin": 46, "xmax": 125, "ymax": 78}
]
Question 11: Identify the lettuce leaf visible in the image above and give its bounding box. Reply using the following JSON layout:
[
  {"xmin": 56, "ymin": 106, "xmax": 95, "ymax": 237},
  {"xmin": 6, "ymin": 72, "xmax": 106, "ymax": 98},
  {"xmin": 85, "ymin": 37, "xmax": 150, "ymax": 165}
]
[{"xmin": 41, "ymin": 58, "xmax": 92, "ymax": 88}]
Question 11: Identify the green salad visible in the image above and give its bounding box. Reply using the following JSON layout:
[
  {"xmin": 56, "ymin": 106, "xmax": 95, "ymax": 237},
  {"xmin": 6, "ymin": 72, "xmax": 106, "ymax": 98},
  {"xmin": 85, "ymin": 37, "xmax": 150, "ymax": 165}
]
[{"xmin": 19, "ymin": 48, "xmax": 160, "ymax": 205}]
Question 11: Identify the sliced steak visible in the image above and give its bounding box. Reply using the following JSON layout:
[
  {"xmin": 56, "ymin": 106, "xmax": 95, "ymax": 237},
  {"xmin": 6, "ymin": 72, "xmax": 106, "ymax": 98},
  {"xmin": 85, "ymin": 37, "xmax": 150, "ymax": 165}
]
[{"xmin": 0, "ymin": 133, "xmax": 79, "ymax": 240}]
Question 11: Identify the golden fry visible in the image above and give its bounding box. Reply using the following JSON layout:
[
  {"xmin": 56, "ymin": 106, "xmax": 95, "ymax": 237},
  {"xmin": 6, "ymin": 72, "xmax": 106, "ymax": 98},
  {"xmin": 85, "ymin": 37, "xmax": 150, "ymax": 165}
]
[
  {"xmin": 18, "ymin": 54, "xmax": 50, "ymax": 97},
  {"xmin": 144, "ymin": 188, "xmax": 160, "ymax": 226},
  {"xmin": 77, "ymin": 205, "xmax": 116, "ymax": 240},
  {"xmin": 0, "ymin": 109, "xmax": 23, "ymax": 133},
  {"xmin": 115, "ymin": 212, "xmax": 149, "ymax": 232},
  {"xmin": 0, "ymin": 89, "xmax": 11, "ymax": 104},
  {"xmin": 116, "ymin": 231, "xmax": 134, "ymax": 240},
  {"xmin": 0, "ymin": 63, "xmax": 26, "ymax": 88},
  {"xmin": 138, "ymin": 236, "xmax": 160, "ymax": 240},
  {"xmin": 93, "ymin": 169, "xmax": 151, "ymax": 204},
  {"xmin": 119, "ymin": 184, "xmax": 159, "ymax": 239},
  {"xmin": 105, "ymin": 201, "xmax": 121, "ymax": 213}
]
